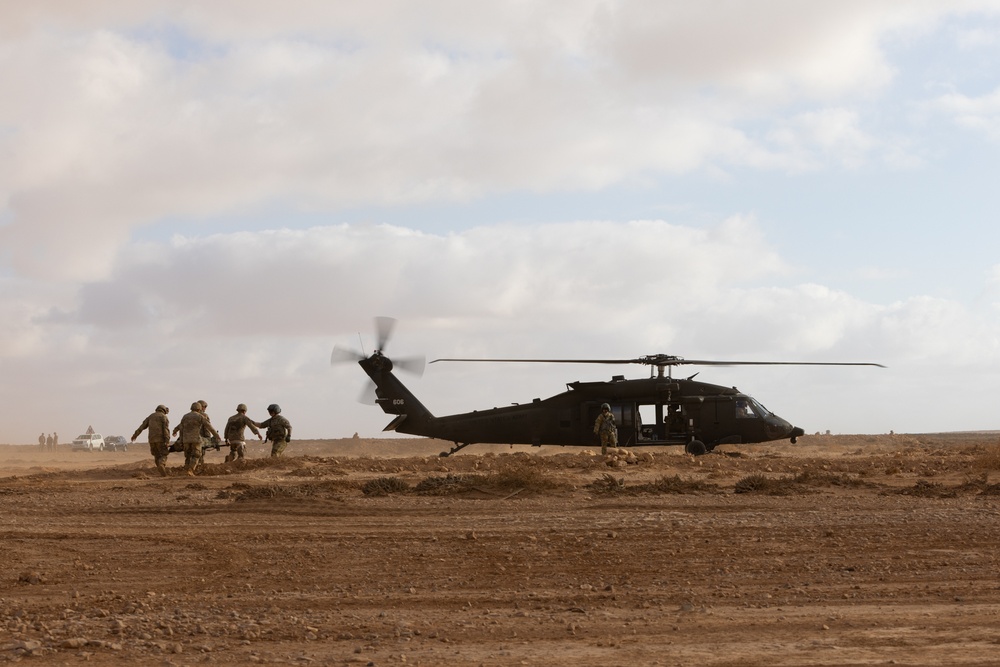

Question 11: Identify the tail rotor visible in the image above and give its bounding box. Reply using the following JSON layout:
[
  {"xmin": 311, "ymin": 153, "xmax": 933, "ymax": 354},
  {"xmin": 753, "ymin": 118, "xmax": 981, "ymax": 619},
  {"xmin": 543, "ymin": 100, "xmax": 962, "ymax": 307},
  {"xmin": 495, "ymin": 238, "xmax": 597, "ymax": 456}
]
[{"xmin": 331, "ymin": 317, "xmax": 425, "ymax": 404}]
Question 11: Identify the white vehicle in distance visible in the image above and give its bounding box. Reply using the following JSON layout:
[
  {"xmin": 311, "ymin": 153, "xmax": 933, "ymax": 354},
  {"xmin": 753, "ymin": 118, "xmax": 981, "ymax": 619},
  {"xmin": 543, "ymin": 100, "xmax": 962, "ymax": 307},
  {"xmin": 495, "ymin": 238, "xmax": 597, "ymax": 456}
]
[{"xmin": 71, "ymin": 433, "xmax": 105, "ymax": 452}]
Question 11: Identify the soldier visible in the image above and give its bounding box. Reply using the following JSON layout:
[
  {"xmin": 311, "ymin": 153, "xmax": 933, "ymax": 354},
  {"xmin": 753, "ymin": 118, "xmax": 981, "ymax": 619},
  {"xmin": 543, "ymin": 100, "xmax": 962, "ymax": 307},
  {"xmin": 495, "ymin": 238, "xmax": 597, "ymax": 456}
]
[
  {"xmin": 45, "ymin": 434, "xmax": 53, "ymax": 450},
  {"xmin": 131, "ymin": 405, "xmax": 171, "ymax": 476},
  {"xmin": 196, "ymin": 400, "xmax": 221, "ymax": 468},
  {"xmin": 259, "ymin": 404, "xmax": 292, "ymax": 457},
  {"xmin": 38, "ymin": 433, "xmax": 45, "ymax": 449},
  {"xmin": 224, "ymin": 403, "xmax": 262, "ymax": 462},
  {"xmin": 173, "ymin": 402, "xmax": 221, "ymax": 476},
  {"xmin": 52, "ymin": 432, "xmax": 58, "ymax": 448},
  {"xmin": 593, "ymin": 402, "xmax": 618, "ymax": 456}
]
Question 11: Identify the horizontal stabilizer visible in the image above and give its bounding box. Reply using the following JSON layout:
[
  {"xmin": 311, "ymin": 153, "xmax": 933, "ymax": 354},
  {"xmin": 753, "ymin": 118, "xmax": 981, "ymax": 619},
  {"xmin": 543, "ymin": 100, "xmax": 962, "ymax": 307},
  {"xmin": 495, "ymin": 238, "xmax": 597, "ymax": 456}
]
[{"xmin": 383, "ymin": 414, "xmax": 408, "ymax": 432}]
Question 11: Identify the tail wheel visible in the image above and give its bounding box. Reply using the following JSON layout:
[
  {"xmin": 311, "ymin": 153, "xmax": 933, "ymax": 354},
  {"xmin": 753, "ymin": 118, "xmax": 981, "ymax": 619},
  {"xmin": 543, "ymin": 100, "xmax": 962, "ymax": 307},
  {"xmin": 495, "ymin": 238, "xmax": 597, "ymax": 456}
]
[{"xmin": 685, "ymin": 440, "xmax": 707, "ymax": 456}]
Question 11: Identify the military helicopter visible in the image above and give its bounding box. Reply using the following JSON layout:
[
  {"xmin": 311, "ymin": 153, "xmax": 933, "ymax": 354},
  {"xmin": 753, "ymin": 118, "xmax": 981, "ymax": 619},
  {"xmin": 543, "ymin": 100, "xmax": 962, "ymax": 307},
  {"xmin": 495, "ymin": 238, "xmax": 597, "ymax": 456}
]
[{"xmin": 332, "ymin": 318, "xmax": 884, "ymax": 457}]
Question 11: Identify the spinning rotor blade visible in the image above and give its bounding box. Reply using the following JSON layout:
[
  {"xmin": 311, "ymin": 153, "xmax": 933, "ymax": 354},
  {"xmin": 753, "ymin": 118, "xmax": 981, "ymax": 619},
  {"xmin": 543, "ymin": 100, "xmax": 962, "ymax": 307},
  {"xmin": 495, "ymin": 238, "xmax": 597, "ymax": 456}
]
[
  {"xmin": 330, "ymin": 345, "xmax": 365, "ymax": 365},
  {"xmin": 331, "ymin": 317, "xmax": 425, "ymax": 404},
  {"xmin": 678, "ymin": 360, "xmax": 886, "ymax": 368},
  {"xmin": 432, "ymin": 357, "xmax": 638, "ymax": 365},
  {"xmin": 357, "ymin": 379, "xmax": 378, "ymax": 405},
  {"xmin": 375, "ymin": 316, "xmax": 396, "ymax": 352},
  {"xmin": 431, "ymin": 356, "xmax": 885, "ymax": 368},
  {"xmin": 394, "ymin": 355, "xmax": 426, "ymax": 377}
]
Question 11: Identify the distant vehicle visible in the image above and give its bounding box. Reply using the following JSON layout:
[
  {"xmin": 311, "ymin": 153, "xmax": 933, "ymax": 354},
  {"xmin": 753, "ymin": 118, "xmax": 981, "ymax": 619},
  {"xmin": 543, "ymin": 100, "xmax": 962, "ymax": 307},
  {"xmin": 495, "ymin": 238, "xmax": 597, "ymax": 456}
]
[
  {"xmin": 103, "ymin": 435, "xmax": 128, "ymax": 452},
  {"xmin": 71, "ymin": 433, "xmax": 104, "ymax": 452}
]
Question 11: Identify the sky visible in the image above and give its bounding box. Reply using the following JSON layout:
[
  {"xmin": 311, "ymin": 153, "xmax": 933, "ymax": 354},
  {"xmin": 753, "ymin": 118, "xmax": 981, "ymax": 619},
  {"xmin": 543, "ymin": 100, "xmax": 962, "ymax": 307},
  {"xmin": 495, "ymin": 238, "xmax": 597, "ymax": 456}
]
[{"xmin": 3, "ymin": 1, "xmax": 1000, "ymax": 445}]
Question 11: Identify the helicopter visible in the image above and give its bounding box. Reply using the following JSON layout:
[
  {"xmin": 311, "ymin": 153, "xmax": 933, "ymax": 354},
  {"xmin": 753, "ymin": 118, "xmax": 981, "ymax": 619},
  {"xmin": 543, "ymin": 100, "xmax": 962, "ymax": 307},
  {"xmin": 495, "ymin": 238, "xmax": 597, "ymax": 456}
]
[{"xmin": 332, "ymin": 318, "xmax": 885, "ymax": 457}]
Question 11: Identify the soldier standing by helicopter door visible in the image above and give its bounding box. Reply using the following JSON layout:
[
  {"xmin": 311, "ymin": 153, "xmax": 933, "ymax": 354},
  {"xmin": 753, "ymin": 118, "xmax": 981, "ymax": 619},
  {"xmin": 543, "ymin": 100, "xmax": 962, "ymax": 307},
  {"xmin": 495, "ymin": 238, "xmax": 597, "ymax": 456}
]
[{"xmin": 593, "ymin": 402, "xmax": 618, "ymax": 455}]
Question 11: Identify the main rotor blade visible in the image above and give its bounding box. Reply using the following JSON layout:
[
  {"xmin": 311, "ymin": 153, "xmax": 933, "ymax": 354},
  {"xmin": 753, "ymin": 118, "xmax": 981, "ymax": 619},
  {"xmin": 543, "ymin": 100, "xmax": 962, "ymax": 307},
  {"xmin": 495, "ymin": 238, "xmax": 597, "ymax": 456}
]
[
  {"xmin": 431, "ymin": 358, "xmax": 641, "ymax": 364},
  {"xmin": 431, "ymin": 357, "xmax": 886, "ymax": 368},
  {"xmin": 375, "ymin": 316, "xmax": 396, "ymax": 352},
  {"xmin": 681, "ymin": 360, "xmax": 887, "ymax": 368}
]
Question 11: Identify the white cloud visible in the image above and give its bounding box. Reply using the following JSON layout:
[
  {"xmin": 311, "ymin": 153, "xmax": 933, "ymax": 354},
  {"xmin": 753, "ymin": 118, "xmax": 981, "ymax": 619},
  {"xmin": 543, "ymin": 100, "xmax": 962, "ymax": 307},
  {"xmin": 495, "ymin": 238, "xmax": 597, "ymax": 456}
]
[
  {"xmin": 3, "ymin": 3, "xmax": 1000, "ymax": 443},
  {"xmin": 929, "ymin": 87, "xmax": 1000, "ymax": 139},
  {"xmin": 1, "ymin": 1, "xmax": 982, "ymax": 281},
  {"xmin": 0, "ymin": 217, "xmax": 999, "ymax": 443},
  {"xmin": 765, "ymin": 108, "xmax": 876, "ymax": 170}
]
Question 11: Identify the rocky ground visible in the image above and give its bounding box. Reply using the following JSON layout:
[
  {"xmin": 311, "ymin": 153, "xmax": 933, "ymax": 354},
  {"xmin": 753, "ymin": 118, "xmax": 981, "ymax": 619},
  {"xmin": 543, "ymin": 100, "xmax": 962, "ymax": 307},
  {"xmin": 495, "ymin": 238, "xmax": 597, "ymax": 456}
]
[{"xmin": 3, "ymin": 433, "xmax": 1000, "ymax": 666}]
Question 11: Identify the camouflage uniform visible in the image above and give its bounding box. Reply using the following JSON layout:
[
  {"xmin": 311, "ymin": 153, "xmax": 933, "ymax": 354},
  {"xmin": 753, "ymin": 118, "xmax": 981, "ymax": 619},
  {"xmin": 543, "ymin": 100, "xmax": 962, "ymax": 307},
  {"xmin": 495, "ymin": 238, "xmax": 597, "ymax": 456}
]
[
  {"xmin": 196, "ymin": 401, "xmax": 219, "ymax": 468},
  {"xmin": 259, "ymin": 414, "xmax": 292, "ymax": 458},
  {"xmin": 132, "ymin": 406, "xmax": 171, "ymax": 476},
  {"xmin": 173, "ymin": 404, "xmax": 220, "ymax": 475},
  {"xmin": 224, "ymin": 407, "xmax": 261, "ymax": 462},
  {"xmin": 593, "ymin": 406, "xmax": 618, "ymax": 455}
]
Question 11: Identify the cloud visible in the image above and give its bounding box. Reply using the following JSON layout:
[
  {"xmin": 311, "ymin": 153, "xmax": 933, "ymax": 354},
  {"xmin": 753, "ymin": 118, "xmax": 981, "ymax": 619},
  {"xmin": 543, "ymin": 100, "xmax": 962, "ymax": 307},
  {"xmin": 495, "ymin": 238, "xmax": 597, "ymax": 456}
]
[
  {"xmin": 764, "ymin": 108, "xmax": 876, "ymax": 170},
  {"xmin": 52, "ymin": 216, "xmax": 785, "ymax": 341},
  {"xmin": 929, "ymin": 87, "xmax": 1000, "ymax": 140},
  {"xmin": 3, "ymin": 4, "xmax": 1000, "ymax": 443},
  {"xmin": 1, "ymin": 2, "xmax": 978, "ymax": 281},
  {"xmin": 0, "ymin": 216, "xmax": 999, "ymax": 443}
]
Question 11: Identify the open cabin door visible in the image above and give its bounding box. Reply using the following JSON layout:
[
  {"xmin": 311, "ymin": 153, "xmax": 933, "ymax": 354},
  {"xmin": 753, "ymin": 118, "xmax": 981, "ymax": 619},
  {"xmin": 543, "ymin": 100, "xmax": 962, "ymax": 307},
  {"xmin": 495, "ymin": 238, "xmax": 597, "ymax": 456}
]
[{"xmin": 635, "ymin": 401, "xmax": 691, "ymax": 444}]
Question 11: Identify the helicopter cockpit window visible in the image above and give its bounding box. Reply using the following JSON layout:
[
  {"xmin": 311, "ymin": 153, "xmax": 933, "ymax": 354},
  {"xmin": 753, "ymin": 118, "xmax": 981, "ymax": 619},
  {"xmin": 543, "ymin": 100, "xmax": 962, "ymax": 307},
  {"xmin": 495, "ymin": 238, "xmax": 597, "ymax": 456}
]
[
  {"xmin": 735, "ymin": 399, "xmax": 756, "ymax": 419},
  {"xmin": 748, "ymin": 397, "xmax": 771, "ymax": 418}
]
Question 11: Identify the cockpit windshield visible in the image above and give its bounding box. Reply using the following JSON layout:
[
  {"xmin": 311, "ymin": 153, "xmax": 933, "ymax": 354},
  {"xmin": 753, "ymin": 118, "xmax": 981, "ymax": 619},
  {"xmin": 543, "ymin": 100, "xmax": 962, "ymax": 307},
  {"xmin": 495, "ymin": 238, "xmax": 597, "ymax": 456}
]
[
  {"xmin": 748, "ymin": 397, "xmax": 771, "ymax": 418},
  {"xmin": 735, "ymin": 397, "xmax": 771, "ymax": 419}
]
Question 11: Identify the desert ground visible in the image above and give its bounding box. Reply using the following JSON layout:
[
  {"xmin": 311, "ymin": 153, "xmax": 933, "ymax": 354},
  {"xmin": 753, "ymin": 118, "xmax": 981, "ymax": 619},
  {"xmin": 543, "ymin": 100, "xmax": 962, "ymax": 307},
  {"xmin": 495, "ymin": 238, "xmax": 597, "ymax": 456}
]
[{"xmin": 3, "ymin": 433, "xmax": 1000, "ymax": 666}]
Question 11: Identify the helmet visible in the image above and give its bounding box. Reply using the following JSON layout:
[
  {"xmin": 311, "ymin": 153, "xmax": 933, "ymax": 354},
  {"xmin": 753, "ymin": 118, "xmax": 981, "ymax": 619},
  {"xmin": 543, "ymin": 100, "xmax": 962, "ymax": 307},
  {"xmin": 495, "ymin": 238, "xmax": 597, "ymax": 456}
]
[
  {"xmin": 191, "ymin": 401, "xmax": 202, "ymax": 411},
  {"xmin": 267, "ymin": 403, "xmax": 281, "ymax": 414},
  {"xmin": 601, "ymin": 403, "xmax": 611, "ymax": 411},
  {"xmin": 198, "ymin": 400, "xmax": 208, "ymax": 409},
  {"xmin": 237, "ymin": 403, "xmax": 247, "ymax": 412},
  {"xmin": 156, "ymin": 405, "xmax": 169, "ymax": 414}
]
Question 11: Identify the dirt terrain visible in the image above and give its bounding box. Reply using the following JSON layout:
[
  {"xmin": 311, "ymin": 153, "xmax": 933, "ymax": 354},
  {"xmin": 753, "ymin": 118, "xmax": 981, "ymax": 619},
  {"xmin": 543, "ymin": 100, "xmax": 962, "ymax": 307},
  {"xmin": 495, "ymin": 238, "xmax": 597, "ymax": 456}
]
[{"xmin": 3, "ymin": 433, "xmax": 1000, "ymax": 666}]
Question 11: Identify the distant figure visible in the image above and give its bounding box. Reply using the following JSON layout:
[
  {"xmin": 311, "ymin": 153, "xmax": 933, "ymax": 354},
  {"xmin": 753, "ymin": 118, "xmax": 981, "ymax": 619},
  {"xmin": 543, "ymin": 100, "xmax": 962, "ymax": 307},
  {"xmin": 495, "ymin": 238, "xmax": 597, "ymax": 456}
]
[
  {"xmin": 45, "ymin": 434, "xmax": 53, "ymax": 450},
  {"xmin": 38, "ymin": 433, "xmax": 45, "ymax": 449},
  {"xmin": 593, "ymin": 403, "xmax": 618, "ymax": 456},
  {"xmin": 52, "ymin": 432, "xmax": 58, "ymax": 448},
  {"xmin": 173, "ymin": 402, "xmax": 220, "ymax": 476},
  {"xmin": 224, "ymin": 403, "xmax": 262, "ymax": 463},
  {"xmin": 86, "ymin": 425, "xmax": 95, "ymax": 435},
  {"xmin": 132, "ymin": 405, "xmax": 171, "ymax": 476},
  {"xmin": 259, "ymin": 404, "xmax": 292, "ymax": 458}
]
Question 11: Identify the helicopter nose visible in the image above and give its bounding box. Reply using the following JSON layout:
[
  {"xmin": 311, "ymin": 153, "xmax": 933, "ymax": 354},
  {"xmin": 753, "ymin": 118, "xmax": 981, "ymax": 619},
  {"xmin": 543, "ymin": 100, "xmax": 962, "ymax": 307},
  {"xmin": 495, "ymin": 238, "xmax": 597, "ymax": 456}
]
[{"xmin": 765, "ymin": 416, "xmax": 803, "ymax": 443}]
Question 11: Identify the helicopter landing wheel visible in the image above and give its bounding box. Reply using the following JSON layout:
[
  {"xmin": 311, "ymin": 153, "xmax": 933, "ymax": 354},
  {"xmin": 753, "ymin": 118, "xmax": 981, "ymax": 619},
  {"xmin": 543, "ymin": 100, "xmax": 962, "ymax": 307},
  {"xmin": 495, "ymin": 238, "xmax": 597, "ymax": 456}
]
[{"xmin": 685, "ymin": 440, "xmax": 707, "ymax": 456}]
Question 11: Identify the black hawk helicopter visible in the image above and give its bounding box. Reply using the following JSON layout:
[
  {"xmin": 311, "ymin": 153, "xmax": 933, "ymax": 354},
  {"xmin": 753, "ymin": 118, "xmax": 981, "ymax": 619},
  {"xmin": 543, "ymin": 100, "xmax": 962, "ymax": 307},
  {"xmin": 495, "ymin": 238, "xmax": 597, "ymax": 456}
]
[{"xmin": 332, "ymin": 318, "xmax": 884, "ymax": 457}]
